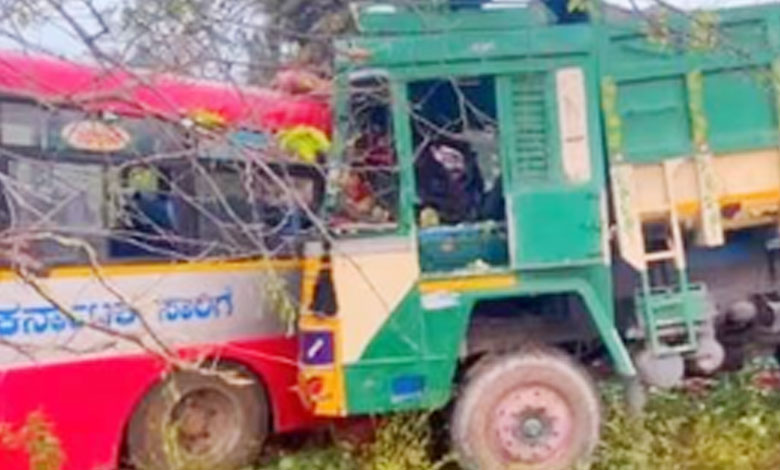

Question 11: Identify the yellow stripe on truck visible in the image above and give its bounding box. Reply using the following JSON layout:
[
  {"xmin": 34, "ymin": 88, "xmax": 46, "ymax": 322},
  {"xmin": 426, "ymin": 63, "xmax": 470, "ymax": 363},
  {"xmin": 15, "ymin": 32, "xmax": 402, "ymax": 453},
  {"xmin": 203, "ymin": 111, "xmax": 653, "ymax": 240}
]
[{"xmin": 419, "ymin": 274, "xmax": 518, "ymax": 294}]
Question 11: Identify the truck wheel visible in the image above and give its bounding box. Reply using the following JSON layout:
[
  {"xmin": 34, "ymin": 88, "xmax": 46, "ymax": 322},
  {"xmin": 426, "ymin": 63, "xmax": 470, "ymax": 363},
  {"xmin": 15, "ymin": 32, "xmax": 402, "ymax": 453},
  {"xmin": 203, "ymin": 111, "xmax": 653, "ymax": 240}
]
[
  {"xmin": 451, "ymin": 348, "xmax": 600, "ymax": 470},
  {"xmin": 126, "ymin": 365, "xmax": 269, "ymax": 470}
]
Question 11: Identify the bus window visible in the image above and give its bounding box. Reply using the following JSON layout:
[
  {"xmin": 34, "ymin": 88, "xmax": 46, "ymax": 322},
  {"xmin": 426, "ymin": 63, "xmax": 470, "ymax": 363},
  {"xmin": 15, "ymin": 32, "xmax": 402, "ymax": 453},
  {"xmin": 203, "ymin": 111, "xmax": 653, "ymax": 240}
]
[
  {"xmin": 190, "ymin": 161, "xmax": 255, "ymax": 254},
  {"xmin": 190, "ymin": 159, "xmax": 325, "ymax": 255},
  {"xmin": 330, "ymin": 72, "xmax": 399, "ymax": 230},
  {"xmin": 6, "ymin": 158, "xmax": 105, "ymax": 264},
  {"xmin": 109, "ymin": 165, "xmax": 179, "ymax": 259},
  {"xmin": 0, "ymin": 101, "xmax": 43, "ymax": 148},
  {"xmin": 45, "ymin": 107, "xmax": 86, "ymax": 152},
  {"xmin": 251, "ymin": 163, "xmax": 324, "ymax": 234}
]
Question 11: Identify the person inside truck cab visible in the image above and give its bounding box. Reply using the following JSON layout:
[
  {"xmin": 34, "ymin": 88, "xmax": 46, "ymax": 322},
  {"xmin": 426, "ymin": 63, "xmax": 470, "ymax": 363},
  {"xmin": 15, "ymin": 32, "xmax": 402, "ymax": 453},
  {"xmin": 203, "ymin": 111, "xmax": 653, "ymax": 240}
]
[{"xmin": 416, "ymin": 136, "xmax": 484, "ymax": 225}]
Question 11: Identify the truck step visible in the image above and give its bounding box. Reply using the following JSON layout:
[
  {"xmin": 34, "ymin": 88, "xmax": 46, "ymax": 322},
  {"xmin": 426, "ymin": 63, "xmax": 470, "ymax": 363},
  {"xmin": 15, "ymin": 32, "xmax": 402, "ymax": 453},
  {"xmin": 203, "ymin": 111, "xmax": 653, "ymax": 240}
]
[
  {"xmin": 655, "ymin": 342, "xmax": 698, "ymax": 356},
  {"xmin": 645, "ymin": 250, "xmax": 677, "ymax": 263},
  {"xmin": 637, "ymin": 283, "xmax": 709, "ymax": 358}
]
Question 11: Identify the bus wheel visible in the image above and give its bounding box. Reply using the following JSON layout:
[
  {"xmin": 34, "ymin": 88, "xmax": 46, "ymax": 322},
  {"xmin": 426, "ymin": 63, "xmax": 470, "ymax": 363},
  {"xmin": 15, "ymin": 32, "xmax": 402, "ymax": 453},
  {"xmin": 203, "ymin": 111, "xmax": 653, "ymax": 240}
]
[
  {"xmin": 127, "ymin": 365, "xmax": 269, "ymax": 470},
  {"xmin": 451, "ymin": 348, "xmax": 600, "ymax": 470}
]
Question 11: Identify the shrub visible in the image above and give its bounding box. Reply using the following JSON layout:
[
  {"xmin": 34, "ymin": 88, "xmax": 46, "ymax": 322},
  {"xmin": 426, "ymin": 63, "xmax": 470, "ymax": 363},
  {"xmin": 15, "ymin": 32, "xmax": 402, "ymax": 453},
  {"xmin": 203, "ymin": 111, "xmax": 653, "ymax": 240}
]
[
  {"xmin": 263, "ymin": 364, "xmax": 780, "ymax": 470},
  {"xmin": 261, "ymin": 413, "xmax": 453, "ymax": 470},
  {"xmin": 592, "ymin": 366, "xmax": 780, "ymax": 470},
  {"xmin": 0, "ymin": 411, "xmax": 64, "ymax": 470}
]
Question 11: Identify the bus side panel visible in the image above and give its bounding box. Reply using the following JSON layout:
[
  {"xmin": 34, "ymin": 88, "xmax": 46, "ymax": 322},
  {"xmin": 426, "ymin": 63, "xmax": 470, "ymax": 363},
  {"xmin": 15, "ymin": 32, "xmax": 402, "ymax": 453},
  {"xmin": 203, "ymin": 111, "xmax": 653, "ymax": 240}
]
[
  {"xmin": 0, "ymin": 336, "xmax": 310, "ymax": 470},
  {"xmin": 201, "ymin": 336, "xmax": 317, "ymax": 433},
  {"xmin": 0, "ymin": 261, "xmax": 312, "ymax": 470},
  {"xmin": 0, "ymin": 356, "xmax": 162, "ymax": 470}
]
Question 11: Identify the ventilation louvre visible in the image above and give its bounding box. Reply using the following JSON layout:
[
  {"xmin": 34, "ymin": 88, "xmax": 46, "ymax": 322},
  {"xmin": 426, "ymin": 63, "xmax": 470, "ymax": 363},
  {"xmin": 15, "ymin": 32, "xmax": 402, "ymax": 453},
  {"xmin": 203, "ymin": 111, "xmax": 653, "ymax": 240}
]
[{"xmin": 509, "ymin": 72, "xmax": 550, "ymax": 182}]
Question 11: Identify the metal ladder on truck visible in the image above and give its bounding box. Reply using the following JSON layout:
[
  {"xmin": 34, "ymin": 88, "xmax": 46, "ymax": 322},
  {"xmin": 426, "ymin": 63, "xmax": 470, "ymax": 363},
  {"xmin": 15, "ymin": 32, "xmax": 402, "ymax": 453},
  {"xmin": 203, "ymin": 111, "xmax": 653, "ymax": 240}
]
[{"xmin": 635, "ymin": 160, "xmax": 706, "ymax": 356}]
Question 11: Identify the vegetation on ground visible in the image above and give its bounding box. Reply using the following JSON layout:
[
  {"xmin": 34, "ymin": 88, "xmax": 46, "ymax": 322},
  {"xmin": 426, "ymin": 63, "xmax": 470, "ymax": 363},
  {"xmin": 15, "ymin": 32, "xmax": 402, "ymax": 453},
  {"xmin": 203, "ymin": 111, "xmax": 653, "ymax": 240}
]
[
  {"xmin": 260, "ymin": 413, "xmax": 454, "ymax": 470},
  {"xmin": 593, "ymin": 363, "xmax": 780, "ymax": 470},
  {"xmin": 0, "ymin": 411, "xmax": 64, "ymax": 470},
  {"xmin": 260, "ymin": 362, "xmax": 780, "ymax": 470},
  {"xmin": 7, "ymin": 363, "xmax": 780, "ymax": 470}
]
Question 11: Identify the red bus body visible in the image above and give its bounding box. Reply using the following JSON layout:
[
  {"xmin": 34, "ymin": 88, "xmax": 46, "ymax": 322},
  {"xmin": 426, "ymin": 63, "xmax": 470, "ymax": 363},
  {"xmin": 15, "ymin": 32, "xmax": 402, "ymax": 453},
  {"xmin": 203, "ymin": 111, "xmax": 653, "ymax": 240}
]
[
  {"xmin": 1, "ymin": 336, "xmax": 305, "ymax": 470},
  {"xmin": 0, "ymin": 53, "xmax": 330, "ymax": 470}
]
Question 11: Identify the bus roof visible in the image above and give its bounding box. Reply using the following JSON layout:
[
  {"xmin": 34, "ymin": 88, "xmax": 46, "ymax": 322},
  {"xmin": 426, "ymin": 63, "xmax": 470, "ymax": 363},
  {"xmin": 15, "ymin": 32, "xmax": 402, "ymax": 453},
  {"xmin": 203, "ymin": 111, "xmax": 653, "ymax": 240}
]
[{"xmin": 0, "ymin": 51, "xmax": 331, "ymax": 135}]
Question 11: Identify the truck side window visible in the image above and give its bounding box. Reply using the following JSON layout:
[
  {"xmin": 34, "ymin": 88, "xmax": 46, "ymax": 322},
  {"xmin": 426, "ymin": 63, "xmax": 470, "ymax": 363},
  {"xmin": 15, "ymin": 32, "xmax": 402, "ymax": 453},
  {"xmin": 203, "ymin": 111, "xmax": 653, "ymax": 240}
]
[
  {"xmin": 409, "ymin": 76, "xmax": 504, "ymax": 227},
  {"xmin": 330, "ymin": 73, "xmax": 399, "ymax": 229},
  {"xmin": 408, "ymin": 76, "xmax": 510, "ymax": 272}
]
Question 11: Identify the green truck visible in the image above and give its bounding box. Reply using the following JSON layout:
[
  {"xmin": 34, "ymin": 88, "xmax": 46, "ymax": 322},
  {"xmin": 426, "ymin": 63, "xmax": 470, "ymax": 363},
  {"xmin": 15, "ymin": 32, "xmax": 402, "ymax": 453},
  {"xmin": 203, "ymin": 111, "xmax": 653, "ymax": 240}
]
[{"xmin": 298, "ymin": 2, "xmax": 780, "ymax": 468}]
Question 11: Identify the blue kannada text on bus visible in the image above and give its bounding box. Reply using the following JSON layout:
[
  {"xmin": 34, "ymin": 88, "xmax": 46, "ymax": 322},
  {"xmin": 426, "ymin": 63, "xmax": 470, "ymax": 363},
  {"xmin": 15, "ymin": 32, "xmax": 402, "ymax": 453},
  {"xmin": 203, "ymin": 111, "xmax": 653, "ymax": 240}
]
[{"xmin": 0, "ymin": 288, "xmax": 233, "ymax": 338}]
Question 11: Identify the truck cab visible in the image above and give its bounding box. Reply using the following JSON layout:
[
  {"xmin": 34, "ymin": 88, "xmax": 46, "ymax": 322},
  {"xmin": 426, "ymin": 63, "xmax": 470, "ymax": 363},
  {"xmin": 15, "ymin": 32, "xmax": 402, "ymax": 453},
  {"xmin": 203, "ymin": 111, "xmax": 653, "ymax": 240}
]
[{"xmin": 298, "ymin": 1, "xmax": 780, "ymax": 469}]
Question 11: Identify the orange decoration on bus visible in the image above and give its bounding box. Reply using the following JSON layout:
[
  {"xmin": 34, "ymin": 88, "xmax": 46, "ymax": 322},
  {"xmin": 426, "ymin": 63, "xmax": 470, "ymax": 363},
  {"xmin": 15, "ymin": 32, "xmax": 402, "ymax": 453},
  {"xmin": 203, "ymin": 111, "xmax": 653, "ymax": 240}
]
[{"xmin": 62, "ymin": 120, "xmax": 131, "ymax": 153}]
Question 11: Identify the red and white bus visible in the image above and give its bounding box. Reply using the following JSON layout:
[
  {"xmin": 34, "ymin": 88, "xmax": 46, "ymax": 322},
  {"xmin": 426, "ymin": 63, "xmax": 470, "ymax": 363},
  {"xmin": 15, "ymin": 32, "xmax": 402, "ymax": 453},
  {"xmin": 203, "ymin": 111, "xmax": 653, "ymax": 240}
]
[{"xmin": 0, "ymin": 52, "xmax": 331, "ymax": 470}]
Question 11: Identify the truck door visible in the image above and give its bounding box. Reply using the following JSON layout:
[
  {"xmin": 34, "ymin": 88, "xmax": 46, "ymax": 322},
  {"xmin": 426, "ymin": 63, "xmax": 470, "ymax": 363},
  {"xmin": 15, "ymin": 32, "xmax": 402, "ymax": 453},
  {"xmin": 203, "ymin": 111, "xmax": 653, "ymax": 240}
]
[{"xmin": 496, "ymin": 67, "xmax": 605, "ymax": 267}]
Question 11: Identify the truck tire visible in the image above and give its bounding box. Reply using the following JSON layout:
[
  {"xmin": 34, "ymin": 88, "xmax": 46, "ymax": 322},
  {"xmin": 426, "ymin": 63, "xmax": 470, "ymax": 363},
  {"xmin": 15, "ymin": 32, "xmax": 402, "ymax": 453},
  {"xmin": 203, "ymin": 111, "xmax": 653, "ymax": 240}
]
[
  {"xmin": 126, "ymin": 365, "xmax": 270, "ymax": 470},
  {"xmin": 451, "ymin": 348, "xmax": 600, "ymax": 470}
]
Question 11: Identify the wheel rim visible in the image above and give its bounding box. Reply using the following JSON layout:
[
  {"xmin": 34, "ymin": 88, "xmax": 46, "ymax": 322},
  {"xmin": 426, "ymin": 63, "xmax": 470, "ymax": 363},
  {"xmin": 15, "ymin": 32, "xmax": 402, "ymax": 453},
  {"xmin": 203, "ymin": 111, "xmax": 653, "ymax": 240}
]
[
  {"xmin": 169, "ymin": 388, "xmax": 241, "ymax": 459},
  {"xmin": 492, "ymin": 384, "xmax": 574, "ymax": 464}
]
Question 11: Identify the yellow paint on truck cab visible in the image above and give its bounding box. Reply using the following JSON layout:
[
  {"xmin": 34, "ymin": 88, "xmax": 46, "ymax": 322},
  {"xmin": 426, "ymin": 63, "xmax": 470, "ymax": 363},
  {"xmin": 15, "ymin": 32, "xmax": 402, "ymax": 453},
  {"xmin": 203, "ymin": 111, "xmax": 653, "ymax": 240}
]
[{"xmin": 418, "ymin": 273, "xmax": 518, "ymax": 294}]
